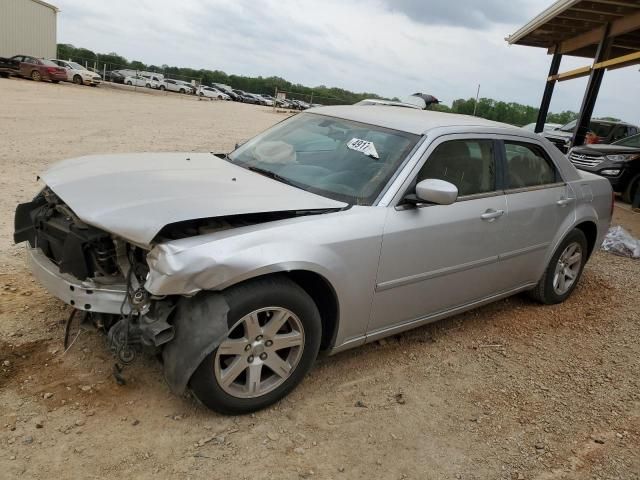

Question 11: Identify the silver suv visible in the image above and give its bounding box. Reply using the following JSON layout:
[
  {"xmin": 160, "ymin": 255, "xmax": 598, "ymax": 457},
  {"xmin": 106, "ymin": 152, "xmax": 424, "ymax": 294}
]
[{"xmin": 14, "ymin": 106, "xmax": 613, "ymax": 413}]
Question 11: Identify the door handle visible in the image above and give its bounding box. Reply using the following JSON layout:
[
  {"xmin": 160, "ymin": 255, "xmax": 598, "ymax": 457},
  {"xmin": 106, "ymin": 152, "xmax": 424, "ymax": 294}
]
[
  {"xmin": 556, "ymin": 198, "xmax": 574, "ymax": 207},
  {"xmin": 480, "ymin": 209, "xmax": 504, "ymax": 221}
]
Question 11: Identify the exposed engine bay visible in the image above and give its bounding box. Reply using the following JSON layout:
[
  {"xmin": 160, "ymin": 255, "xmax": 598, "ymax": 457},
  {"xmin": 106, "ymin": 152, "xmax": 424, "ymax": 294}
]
[{"xmin": 13, "ymin": 187, "xmax": 335, "ymax": 385}]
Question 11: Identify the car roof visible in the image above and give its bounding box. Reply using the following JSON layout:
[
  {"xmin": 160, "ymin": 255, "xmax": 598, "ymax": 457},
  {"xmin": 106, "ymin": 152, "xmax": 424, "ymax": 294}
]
[{"xmin": 307, "ymin": 105, "xmax": 513, "ymax": 135}]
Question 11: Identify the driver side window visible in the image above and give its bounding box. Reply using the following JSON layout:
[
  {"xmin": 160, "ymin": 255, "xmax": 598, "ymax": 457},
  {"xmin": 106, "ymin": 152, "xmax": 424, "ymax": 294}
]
[{"xmin": 417, "ymin": 139, "xmax": 496, "ymax": 197}]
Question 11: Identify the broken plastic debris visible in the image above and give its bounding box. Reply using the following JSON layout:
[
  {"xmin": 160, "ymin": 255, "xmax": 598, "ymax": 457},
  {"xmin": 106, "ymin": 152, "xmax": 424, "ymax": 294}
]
[
  {"xmin": 347, "ymin": 138, "xmax": 379, "ymax": 159},
  {"xmin": 601, "ymin": 225, "xmax": 640, "ymax": 259}
]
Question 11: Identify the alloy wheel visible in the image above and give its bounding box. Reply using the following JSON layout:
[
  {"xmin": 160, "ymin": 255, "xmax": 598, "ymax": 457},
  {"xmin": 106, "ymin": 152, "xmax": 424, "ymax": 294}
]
[
  {"xmin": 553, "ymin": 242, "xmax": 582, "ymax": 295},
  {"xmin": 214, "ymin": 307, "xmax": 305, "ymax": 399}
]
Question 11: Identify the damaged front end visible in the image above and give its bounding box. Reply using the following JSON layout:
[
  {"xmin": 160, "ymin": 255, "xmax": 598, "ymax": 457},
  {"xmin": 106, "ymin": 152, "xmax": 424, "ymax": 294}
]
[{"xmin": 14, "ymin": 188, "xmax": 178, "ymax": 365}]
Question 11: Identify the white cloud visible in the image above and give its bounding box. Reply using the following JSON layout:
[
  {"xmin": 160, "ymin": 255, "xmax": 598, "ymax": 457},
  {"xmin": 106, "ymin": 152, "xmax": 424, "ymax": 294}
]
[{"xmin": 55, "ymin": 0, "xmax": 640, "ymax": 124}]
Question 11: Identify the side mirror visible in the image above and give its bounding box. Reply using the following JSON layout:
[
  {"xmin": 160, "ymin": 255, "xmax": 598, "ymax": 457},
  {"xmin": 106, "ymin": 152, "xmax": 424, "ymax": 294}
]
[{"xmin": 415, "ymin": 179, "xmax": 458, "ymax": 205}]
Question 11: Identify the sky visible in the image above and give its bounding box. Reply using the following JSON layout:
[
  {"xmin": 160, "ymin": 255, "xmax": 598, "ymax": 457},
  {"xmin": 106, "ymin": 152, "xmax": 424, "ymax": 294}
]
[{"xmin": 54, "ymin": 0, "xmax": 640, "ymax": 124}]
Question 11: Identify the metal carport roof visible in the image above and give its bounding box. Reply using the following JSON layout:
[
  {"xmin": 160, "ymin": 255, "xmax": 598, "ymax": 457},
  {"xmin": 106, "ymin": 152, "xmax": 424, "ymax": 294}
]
[{"xmin": 506, "ymin": 0, "xmax": 640, "ymax": 146}]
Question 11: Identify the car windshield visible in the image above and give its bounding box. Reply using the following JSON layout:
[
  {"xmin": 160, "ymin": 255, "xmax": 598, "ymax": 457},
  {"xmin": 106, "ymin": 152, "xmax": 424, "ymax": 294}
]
[
  {"xmin": 40, "ymin": 59, "xmax": 58, "ymax": 67},
  {"xmin": 613, "ymin": 133, "xmax": 640, "ymax": 147},
  {"xmin": 68, "ymin": 62, "xmax": 85, "ymax": 70},
  {"xmin": 558, "ymin": 119, "xmax": 615, "ymax": 137},
  {"xmin": 228, "ymin": 113, "xmax": 419, "ymax": 205}
]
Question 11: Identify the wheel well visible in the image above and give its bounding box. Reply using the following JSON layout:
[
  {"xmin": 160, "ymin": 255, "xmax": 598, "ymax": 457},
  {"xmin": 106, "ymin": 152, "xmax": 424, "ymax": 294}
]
[
  {"xmin": 284, "ymin": 271, "xmax": 339, "ymax": 351},
  {"xmin": 575, "ymin": 221, "xmax": 598, "ymax": 258}
]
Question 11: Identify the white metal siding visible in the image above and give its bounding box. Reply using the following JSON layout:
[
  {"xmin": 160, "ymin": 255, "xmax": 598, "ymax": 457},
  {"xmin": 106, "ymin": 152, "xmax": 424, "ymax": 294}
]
[{"xmin": 0, "ymin": 0, "xmax": 57, "ymax": 58}]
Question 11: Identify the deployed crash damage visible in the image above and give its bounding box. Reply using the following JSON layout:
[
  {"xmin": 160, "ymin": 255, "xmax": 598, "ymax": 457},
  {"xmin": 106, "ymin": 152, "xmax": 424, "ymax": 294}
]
[{"xmin": 15, "ymin": 107, "xmax": 613, "ymax": 414}]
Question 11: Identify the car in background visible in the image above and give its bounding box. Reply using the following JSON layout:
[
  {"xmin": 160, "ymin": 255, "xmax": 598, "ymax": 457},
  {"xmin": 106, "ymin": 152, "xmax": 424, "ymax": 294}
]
[
  {"xmin": 0, "ymin": 56, "xmax": 20, "ymax": 77},
  {"xmin": 232, "ymin": 89, "xmax": 262, "ymax": 104},
  {"xmin": 124, "ymin": 75, "xmax": 159, "ymax": 89},
  {"xmin": 289, "ymin": 99, "xmax": 311, "ymax": 110},
  {"xmin": 198, "ymin": 86, "xmax": 230, "ymax": 100},
  {"xmin": 49, "ymin": 59, "xmax": 101, "ymax": 86},
  {"xmin": 521, "ymin": 122, "xmax": 562, "ymax": 133},
  {"xmin": 568, "ymin": 133, "xmax": 640, "ymax": 203},
  {"xmin": 141, "ymin": 74, "xmax": 163, "ymax": 90},
  {"xmin": 105, "ymin": 70, "xmax": 133, "ymax": 84},
  {"xmin": 213, "ymin": 84, "xmax": 241, "ymax": 101},
  {"xmin": 543, "ymin": 119, "xmax": 639, "ymax": 153},
  {"xmin": 255, "ymin": 94, "xmax": 275, "ymax": 106},
  {"xmin": 164, "ymin": 79, "xmax": 193, "ymax": 94},
  {"xmin": 176, "ymin": 80, "xmax": 196, "ymax": 94},
  {"xmin": 5, "ymin": 55, "xmax": 66, "ymax": 83}
]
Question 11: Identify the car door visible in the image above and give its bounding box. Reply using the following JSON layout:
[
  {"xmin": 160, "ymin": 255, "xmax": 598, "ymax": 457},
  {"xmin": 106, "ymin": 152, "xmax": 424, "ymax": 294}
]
[
  {"xmin": 496, "ymin": 138, "xmax": 575, "ymax": 289},
  {"xmin": 368, "ymin": 136, "xmax": 507, "ymax": 336},
  {"xmin": 20, "ymin": 56, "xmax": 36, "ymax": 76}
]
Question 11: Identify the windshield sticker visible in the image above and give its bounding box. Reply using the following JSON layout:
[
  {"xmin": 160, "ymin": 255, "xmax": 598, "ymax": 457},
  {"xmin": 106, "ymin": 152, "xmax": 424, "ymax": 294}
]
[{"xmin": 347, "ymin": 138, "xmax": 379, "ymax": 159}]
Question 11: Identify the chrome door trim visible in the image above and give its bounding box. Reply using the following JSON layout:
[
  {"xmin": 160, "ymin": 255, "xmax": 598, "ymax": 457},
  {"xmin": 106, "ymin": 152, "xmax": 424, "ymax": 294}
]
[
  {"xmin": 375, "ymin": 255, "xmax": 499, "ymax": 292},
  {"xmin": 498, "ymin": 242, "xmax": 549, "ymax": 261},
  {"xmin": 365, "ymin": 282, "xmax": 537, "ymax": 343},
  {"xmin": 503, "ymin": 182, "xmax": 566, "ymax": 194}
]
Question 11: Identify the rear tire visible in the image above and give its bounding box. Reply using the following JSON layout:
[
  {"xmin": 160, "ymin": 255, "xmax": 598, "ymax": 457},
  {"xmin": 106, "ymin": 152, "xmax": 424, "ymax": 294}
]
[
  {"xmin": 160, "ymin": 85, "xmax": 165, "ymax": 91},
  {"xmin": 189, "ymin": 276, "xmax": 322, "ymax": 414},
  {"xmin": 126, "ymin": 81, "xmax": 132, "ymax": 85},
  {"xmin": 31, "ymin": 70, "xmax": 41, "ymax": 82},
  {"xmin": 529, "ymin": 229, "xmax": 588, "ymax": 305}
]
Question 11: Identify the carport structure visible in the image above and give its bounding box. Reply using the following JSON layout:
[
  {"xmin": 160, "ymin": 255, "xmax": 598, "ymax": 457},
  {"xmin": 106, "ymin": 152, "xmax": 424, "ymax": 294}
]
[{"xmin": 507, "ymin": 0, "xmax": 640, "ymax": 147}]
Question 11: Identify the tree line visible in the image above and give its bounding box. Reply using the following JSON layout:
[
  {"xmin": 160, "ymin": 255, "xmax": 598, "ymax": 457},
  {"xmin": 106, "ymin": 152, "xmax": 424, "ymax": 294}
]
[{"xmin": 57, "ymin": 43, "xmax": 580, "ymax": 125}]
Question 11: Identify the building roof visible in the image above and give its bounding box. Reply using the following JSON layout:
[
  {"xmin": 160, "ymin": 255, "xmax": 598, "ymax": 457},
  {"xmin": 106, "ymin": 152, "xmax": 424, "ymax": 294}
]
[
  {"xmin": 30, "ymin": 0, "xmax": 59, "ymax": 12},
  {"xmin": 506, "ymin": 0, "xmax": 640, "ymax": 58},
  {"xmin": 309, "ymin": 105, "xmax": 510, "ymax": 135}
]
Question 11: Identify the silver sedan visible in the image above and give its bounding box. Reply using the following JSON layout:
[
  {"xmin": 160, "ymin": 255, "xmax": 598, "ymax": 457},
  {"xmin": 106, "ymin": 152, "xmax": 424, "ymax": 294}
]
[{"xmin": 14, "ymin": 105, "xmax": 613, "ymax": 413}]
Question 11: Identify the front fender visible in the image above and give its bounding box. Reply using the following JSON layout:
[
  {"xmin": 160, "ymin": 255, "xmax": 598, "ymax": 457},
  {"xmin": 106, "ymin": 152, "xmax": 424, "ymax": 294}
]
[{"xmin": 145, "ymin": 240, "xmax": 345, "ymax": 296}]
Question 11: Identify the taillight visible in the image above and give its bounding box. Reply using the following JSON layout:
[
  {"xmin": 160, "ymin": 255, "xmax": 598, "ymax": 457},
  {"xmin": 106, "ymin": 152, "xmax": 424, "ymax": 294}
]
[{"xmin": 46, "ymin": 67, "xmax": 57, "ymax": 73}]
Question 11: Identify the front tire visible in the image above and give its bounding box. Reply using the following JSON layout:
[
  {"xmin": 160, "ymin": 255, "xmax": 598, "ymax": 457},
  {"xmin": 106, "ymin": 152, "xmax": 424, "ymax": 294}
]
[
  {"xmin": 529, "ymin": 229, "xmax": 588, "ymax": 304},
  {"xmin": 73, "ymin": 75, "xmax": 82, "ymax": 85},
  {"xmin": 189, "ymin": 276, "xmax": 322, "ymax": 414}
]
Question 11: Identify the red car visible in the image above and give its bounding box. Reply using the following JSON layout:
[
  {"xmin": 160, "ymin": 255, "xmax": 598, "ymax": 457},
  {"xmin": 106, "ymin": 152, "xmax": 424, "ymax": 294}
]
[{"xmin": 9, "ymin": 55, "xmax": 67, "ymax": 83}]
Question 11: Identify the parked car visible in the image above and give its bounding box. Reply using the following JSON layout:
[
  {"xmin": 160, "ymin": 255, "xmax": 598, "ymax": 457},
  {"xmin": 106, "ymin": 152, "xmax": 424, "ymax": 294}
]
[
  {"xmin": 141, "ymin": 74, "xmax": 163, "ymax": 89},
  {"xmin": 0, "ymin": 56, "xmax": 20, "ymax": 77},
  {"xmin": 255, "ymin": 94, "xmax": 274, "ymax": 106},
  {"xmin": 568, "ymin": 133, "xmax": 640, "ymax": 203},
  {"xmin": 105, "ymin": 70, "xmax": 127, "ymax": 83},
  {"xmin": 5, "ymin": 55, "xmax": 66, "ymax": 83},
  {"xmin": 14, "ymin": 107, "xmax": 612, "ymax": 414},
  {"xmin": 232, "ymin": 89, "xmax": 261, "ymax": 104},
  {"xmin": 176, "ymin": 80, "xmax": 196, "ymax": 94},
  {"xmin": 163, "ymin": 79, "xmax": 193, "ymax": 94},
  {"xmin": 213, "ymin": 84, "xmax": 240, "ymax": 101},
  {"xmin": 543, "ymin": 119, "xmax": 639, "ymax": 153},
  {"xmin": 49, "ymin": 59, "xmax": 101, "ymax": 86},
  {"xmin": 198, "ymin": 86, "xmax": 230, "ymax": 100},
  {"xmin": 124, "ymin": 75, "xmax": 159, "ymax": 89},
  {"xmin": 521, "ymin": 122, "xmax": 562, "ymax": 133}
]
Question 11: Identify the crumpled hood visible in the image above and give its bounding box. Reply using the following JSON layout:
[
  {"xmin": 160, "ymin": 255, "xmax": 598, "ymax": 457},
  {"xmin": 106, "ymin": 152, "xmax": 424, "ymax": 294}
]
[{"xmin": 41, "ymin": 153, "xmax": 347, "ymax": 246}]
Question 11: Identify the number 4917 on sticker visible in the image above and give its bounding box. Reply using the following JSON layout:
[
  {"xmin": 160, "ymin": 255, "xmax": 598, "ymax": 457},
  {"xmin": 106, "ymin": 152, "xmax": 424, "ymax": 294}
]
[{"xmin": 347, "ymin": 138, "xmax": 379, "ymax": 159}]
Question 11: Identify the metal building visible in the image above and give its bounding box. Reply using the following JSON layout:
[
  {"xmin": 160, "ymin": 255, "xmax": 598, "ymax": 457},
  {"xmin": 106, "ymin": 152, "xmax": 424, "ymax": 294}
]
[
  {"xmin": 0, "ymin": 0, "xmax": 58, "ymax": 58},
  {"xmin": 507, "ymin": 0, "xmax": 640, "ymax": 148}
]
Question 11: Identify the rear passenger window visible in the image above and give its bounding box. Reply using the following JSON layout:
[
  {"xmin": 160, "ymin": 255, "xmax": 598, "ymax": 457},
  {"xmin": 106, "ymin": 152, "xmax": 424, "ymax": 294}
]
[
  {"xmin": 504, "ymin": 142, "xmax": 557, "ymax": 189},
  {"xmin": 418, "ymin": 139, "xmax": 496, "ymax": 197}
]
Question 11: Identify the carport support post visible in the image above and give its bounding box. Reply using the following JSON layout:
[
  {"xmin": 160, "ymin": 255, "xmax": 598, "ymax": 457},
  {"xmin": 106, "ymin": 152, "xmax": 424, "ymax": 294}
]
[
  {"xmin": 571, "ymin": 24, "xmax": 612, "ymax": 148},
  {"xmin": 535, "ymin": 53, "xmax": 562, "ymax": 134}
]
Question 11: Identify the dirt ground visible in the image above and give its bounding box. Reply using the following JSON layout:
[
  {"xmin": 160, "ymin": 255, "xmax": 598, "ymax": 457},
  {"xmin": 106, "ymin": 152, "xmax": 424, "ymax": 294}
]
[{"xmin": 1, "ymin": 78, "xmax": 639, "ymax": 480}]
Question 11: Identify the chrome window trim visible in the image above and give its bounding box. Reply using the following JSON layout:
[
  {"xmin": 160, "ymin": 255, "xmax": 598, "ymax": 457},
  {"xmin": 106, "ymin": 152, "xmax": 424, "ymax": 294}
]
[{"xmin": 503, "ymin": 182, "xmax": 566, "ymax": 194}]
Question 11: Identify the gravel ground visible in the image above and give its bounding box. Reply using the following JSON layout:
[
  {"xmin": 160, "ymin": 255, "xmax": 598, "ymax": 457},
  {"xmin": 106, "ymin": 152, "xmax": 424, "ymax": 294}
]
[{"xmin": 0, "ymin": 78, "xmax": 639, "ymax": 480}]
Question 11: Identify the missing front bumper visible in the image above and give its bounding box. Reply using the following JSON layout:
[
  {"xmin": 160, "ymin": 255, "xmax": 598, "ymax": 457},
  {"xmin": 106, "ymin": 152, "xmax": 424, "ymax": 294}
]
[{"xmin": 26, "ymin": 247, "xmax": 129, "ymax": 314}]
